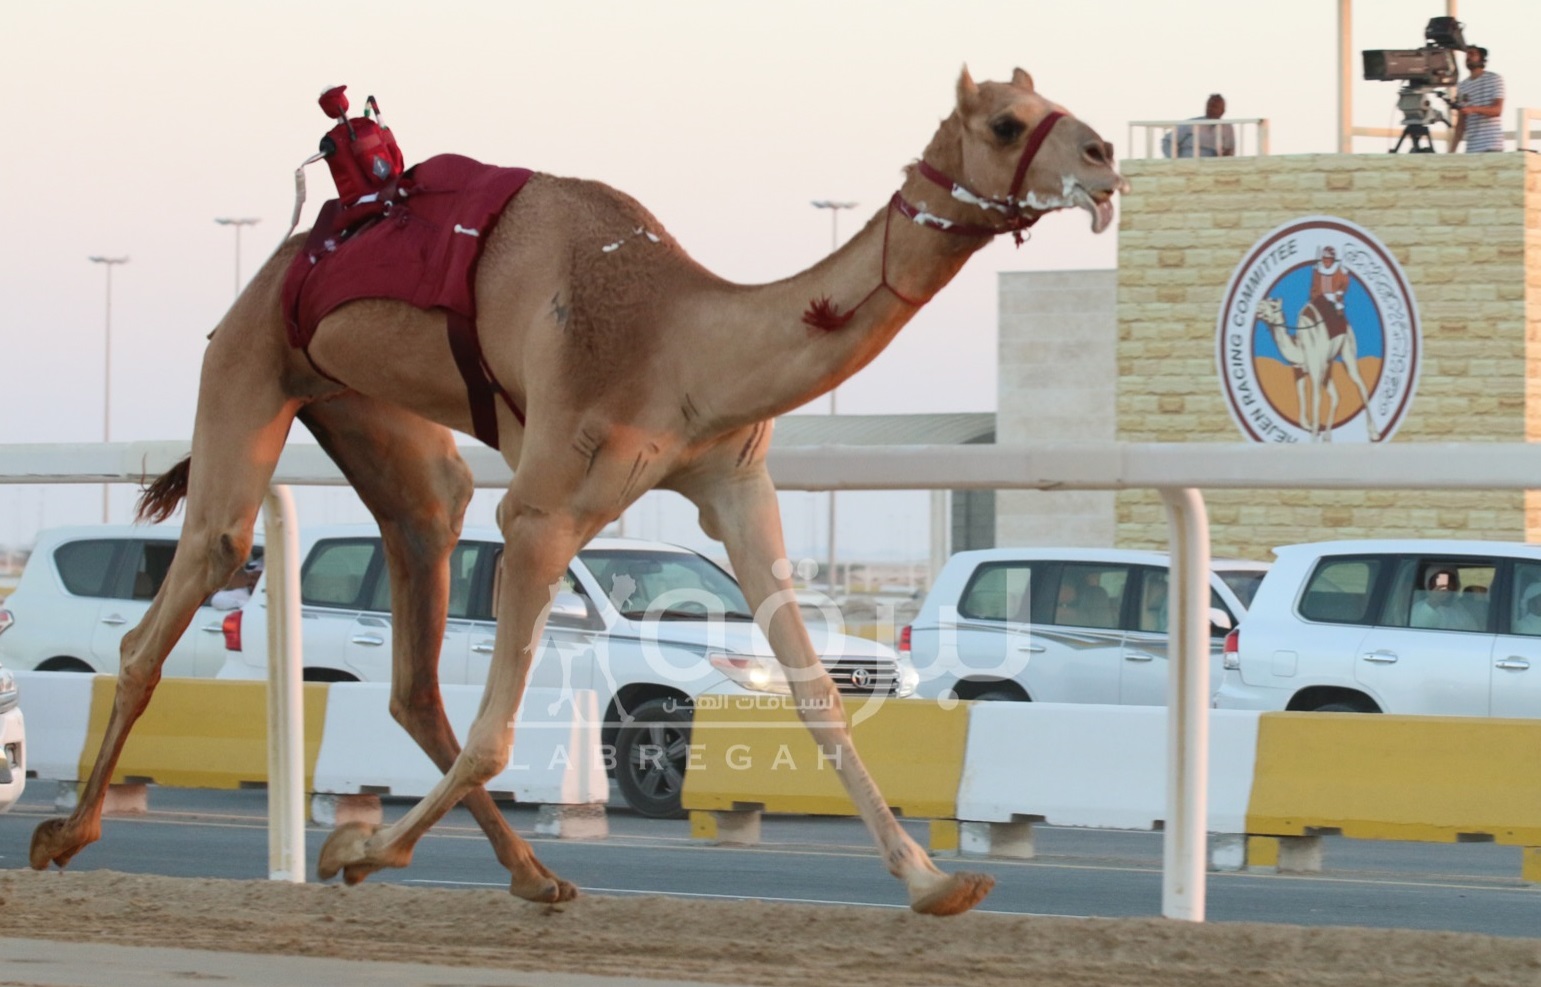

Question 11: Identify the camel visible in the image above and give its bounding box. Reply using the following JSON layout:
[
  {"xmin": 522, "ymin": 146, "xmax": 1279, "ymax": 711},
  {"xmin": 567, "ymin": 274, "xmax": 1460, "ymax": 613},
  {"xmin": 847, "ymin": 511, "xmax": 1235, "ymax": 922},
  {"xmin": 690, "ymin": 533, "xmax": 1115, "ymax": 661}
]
[
  {"xmin": 29, "ymin": 67, "xmax": 1125, "ymax": 916},
  {"xmin": 1255, "ymin": 296, "xmax": 1381, "ymax": 442}
]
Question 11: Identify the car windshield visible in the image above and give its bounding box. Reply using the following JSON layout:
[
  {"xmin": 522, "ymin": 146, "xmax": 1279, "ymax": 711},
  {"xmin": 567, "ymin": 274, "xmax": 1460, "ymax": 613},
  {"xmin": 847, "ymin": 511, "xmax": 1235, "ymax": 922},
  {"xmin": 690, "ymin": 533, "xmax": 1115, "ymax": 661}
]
[
  {"xmin": 578, "ymin": 549, "xmax": 753, "ymax": 620},
  {"xmin": 1217, "ymin": 569, "xmax": 1267, "ymax": 609}
]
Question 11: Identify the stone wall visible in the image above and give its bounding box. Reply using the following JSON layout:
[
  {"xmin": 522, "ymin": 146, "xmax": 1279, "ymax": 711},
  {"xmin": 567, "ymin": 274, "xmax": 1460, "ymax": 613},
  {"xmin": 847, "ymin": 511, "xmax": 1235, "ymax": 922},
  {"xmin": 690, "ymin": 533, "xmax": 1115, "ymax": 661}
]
[{"xmin": 1113, "ymin": 152, "xmax": 1541, "ymax": 561}]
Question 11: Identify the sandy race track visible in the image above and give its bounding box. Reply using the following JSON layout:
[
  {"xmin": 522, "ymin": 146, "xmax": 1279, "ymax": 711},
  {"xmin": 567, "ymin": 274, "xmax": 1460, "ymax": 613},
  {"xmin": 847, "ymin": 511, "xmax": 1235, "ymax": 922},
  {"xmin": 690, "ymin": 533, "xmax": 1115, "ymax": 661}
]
[{"xmin": 3, "ymin": 869, "xmax": 1540, "ymax": 986}]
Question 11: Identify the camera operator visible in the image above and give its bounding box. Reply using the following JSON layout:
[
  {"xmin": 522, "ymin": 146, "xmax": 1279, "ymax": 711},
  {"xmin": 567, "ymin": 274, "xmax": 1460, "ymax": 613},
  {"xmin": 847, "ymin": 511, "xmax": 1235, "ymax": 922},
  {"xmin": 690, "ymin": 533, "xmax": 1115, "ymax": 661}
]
[{"xmin": 1450, "ymin": 46, "xmax": 1505, "ymax": 153}]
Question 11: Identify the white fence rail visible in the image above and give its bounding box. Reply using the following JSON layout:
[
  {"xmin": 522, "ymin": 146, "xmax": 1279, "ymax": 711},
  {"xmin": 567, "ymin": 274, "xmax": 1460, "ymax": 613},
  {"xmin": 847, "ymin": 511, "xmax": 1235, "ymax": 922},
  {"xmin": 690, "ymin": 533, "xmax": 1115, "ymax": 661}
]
[
  {"xmin": 5, "ymin": 439, "xmax": 1541, "ymax": 922},
  {"xmin": 1127, "ymin": 117, "xmax": 1269, "ymax": 159}
]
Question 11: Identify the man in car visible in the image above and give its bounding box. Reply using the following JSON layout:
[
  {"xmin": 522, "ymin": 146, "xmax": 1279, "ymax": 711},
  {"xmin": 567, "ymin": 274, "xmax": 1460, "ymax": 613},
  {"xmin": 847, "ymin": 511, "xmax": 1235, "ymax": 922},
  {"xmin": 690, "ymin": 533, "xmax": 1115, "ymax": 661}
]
[{"xmin": 1410, "ymin": 568, "xmax": 1479, "ymax": 631}]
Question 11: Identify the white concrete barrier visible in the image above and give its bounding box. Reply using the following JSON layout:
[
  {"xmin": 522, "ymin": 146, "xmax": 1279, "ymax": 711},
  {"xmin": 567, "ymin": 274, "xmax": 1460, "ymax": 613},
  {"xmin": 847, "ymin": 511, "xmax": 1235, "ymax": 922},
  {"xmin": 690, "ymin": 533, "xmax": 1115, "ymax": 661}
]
[
  {"xmin": 957, "ymin": 703, "xmax": 1261, "ymax": 840},
  {"xmin": 311, "ymin": 683, "xmax": 609, "ymax": 834},
  {"xmin": 13, "ymin": 671, "xmax": 97, "ymax": 782}
]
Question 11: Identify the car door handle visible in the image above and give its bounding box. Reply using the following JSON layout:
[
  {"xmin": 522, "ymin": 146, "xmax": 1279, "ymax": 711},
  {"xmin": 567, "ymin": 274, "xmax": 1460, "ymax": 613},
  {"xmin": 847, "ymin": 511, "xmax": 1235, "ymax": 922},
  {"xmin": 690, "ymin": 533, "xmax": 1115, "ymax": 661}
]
[
  {"xmin": 1123, "ymin": 651, "xmax": 1157, "ymax": 662},
  {"xmin": 1496, "ymin": 658, "xmax": 1532, "ymax": 670},
  {"xmin": 1361, "ymin": 651, "xmax": 1399, "ymax": 664},
  {"xmin": 472, "ymin": 642, "xmax": 496, "ymax": 654},
  {"xmin": 350, "ymin": 634, "xmax": 385, "ymax": 647},
  {"xmin": 1017, "ymin": 643, "xmax": 1046, "ymax": 653},
  {"xmin": 100, "ymin": 614, "xmax": 128, "ymax": 626}
]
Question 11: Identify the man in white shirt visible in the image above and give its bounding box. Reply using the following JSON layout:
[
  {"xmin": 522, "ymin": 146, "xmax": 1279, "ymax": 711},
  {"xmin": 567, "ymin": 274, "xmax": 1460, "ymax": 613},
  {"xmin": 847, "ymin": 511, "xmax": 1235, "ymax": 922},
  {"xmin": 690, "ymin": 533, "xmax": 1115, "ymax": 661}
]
[
  {"xmin": 1162, "ymin": 94, "xmax": 1236, "ymax": 159},
  {"xmin": 209, "ymin": 560, "xmax": 262, "ymax": 610}
]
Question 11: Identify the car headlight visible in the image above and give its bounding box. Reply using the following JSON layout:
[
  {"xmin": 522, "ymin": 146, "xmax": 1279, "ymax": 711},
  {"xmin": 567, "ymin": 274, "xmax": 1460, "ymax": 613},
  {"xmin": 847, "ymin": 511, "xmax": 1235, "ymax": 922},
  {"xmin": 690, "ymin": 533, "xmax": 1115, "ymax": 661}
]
[
  {"xmin": 894, "ymin": 654, "xmax": 919, "ymax": 698},
  {"xmin": 0, "ymin": 665, "xmax": 17, "ymax": 714},
  {"xmin": 708, "ymin": 653, "xmax": 791, "ymax": 695}
]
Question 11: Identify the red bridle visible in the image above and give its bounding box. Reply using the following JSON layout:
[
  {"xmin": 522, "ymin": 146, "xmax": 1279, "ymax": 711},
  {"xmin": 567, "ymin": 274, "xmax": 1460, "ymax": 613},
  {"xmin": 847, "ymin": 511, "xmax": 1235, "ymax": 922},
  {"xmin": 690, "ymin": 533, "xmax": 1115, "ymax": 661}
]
[
  {"xmin": 799, "ymin": 109, "xmax": 1069, "ymax": 331},
  {"xmin": 892, "ymin": 110, "xmax": 1067, "ymax": 246}
]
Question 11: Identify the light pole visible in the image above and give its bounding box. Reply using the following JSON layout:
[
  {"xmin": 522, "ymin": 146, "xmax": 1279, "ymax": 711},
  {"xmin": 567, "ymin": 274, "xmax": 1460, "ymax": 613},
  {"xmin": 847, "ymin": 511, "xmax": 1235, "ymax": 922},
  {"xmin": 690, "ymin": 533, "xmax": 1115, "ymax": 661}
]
[
  {"xmin": 811, "ymin": 200, "xmax": 857, "ymax": 597},
  {"xmin": 89, "ymin": 255, "xmax": 129, "ymax": 523},
  {"xmin": 214, "ymin": 217, "xmax": 261, "ymax": 299}
]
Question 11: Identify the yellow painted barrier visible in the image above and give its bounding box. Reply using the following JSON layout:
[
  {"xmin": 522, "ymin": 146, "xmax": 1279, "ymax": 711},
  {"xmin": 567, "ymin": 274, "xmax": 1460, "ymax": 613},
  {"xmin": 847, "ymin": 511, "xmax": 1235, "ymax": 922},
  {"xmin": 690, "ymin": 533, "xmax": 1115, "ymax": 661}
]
[
  {"xmin": 681, "ymin": 695, "xmax": 968, "ymax": 819},
  {"xmin": 85, "ymin": 678, "xmax": 329, "ymax": 790},
  {"xmin": 1246, "ymin": 712, "xmax": 1541, "ymax": 845}
]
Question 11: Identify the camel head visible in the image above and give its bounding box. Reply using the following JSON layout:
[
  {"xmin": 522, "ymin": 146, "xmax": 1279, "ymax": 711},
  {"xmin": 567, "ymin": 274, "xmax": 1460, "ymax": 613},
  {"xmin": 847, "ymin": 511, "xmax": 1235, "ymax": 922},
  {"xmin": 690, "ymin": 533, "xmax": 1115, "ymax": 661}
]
[
  {"xmin": 943, "ymin": 67, "xmax": 1127, "ymax": 234},
  {"xmin": 1256, "ymin": 296, "xmax": 1284, "ymax": 326}
]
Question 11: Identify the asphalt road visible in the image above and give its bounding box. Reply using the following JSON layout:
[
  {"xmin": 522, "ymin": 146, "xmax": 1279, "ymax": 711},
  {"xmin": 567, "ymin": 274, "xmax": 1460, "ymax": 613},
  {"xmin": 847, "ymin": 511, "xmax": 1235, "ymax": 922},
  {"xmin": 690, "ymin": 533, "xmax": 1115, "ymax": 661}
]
[{"xmin": 2, "ymin": 784, "xmax": 1539, "ymax": 938}]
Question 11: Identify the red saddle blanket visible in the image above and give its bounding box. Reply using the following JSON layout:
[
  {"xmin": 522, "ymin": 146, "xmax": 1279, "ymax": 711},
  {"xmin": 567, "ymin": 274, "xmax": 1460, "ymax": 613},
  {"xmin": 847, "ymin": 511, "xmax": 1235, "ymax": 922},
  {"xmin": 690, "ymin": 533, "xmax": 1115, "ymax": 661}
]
[{"xmin": 282, "ymin": 153, "xmax": 534, "ymax": 351}]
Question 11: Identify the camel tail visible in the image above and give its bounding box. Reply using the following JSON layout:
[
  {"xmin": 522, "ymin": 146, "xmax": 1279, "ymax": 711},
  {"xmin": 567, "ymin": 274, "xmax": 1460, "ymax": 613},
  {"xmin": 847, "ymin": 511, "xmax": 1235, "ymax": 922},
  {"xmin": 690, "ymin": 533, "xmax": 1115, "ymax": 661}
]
[{"xmin": 136, "ymin": 456, "xmax": 192, "ymax": 524}]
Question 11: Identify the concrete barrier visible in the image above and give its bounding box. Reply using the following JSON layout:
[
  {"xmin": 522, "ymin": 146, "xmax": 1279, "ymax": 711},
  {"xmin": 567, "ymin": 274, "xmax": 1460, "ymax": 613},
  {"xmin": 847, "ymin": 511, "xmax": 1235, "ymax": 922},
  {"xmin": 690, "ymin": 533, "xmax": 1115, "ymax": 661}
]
[
  {"xmin": 310, "ymin": 684, "xmax": 609, "ymax": 837},
  {"xmin": 16, "ymin": 673, "xmax": 608, "ymax": 835},
  {"xmin": 681, "ymin": 693, "xmax": 969, "ymax": 847},
  {"xmin": 13, "ymin": 672, "xmax": 95, "ymax": 783},
  {"xmin": 1245, "ymin": 712, "xmax": 1541, "ymax": 879},
  {"xmin": 956, "ymin": 704, "xmax": 1262, "ymax": 858}
]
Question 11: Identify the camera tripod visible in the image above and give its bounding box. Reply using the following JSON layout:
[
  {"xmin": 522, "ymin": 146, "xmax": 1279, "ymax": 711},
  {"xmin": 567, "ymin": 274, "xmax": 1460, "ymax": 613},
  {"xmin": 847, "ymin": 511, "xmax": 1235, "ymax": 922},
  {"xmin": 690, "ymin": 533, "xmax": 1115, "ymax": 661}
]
[{"xmin": 1390, "ymin": 122, "xmax": 1438, "ymax": 153}]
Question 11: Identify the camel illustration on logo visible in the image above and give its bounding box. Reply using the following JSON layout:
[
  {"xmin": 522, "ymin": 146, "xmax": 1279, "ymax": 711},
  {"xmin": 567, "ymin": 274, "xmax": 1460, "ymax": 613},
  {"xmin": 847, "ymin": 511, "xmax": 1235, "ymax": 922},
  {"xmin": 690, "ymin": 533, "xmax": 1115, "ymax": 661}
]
[
  {"xmin": 27, "ymin": 68, "xmax": 1125, "ymax": 917},
  {"xmin": 1254, "ymin": 293, "xmax": 1381, "ymax": 443}
]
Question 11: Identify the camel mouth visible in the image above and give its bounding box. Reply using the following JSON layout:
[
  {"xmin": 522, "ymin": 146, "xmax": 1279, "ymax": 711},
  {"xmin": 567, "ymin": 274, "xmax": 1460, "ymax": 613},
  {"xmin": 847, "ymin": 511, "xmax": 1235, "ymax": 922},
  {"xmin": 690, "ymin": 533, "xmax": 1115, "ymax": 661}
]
[{"xmin": 1075, "ymin": 185, "xmax": 1119, "ymax": 235}]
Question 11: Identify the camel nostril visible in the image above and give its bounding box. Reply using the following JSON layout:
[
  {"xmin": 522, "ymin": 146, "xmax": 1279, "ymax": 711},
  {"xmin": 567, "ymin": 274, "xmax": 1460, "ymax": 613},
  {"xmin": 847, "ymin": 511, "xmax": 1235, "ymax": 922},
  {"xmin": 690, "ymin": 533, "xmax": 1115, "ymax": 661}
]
[{"xmin": 1082, "ymin": 140, "xmax": 1111, "ymax": 166}]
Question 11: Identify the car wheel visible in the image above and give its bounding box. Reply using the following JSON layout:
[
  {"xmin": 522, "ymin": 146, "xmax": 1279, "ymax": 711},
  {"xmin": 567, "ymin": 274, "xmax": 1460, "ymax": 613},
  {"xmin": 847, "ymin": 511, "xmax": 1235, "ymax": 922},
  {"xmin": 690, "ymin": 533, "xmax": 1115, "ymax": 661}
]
[
  {"xmin": 614, "ymin": 697, "xmax": 692, "ymax": 819},
  {"xmin": 971, "ymin": 689, "xmax": 1028, "ymax": 702},
  {"xmin": 1312, "ymin": 700, "xmax": 1376, "ymax": 713},
  {"xmin": 36, "ymin": 656, "xmax": 94, "ymax": 673}
]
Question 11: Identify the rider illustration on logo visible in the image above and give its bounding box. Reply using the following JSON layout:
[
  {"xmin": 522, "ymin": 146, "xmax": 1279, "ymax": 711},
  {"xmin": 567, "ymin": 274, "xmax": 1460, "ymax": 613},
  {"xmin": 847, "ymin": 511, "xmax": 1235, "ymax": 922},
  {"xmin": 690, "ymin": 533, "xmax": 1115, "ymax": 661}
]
[{"xmin": 1217, "ymin": 217, "xmax": 1420, "ymax": 443}]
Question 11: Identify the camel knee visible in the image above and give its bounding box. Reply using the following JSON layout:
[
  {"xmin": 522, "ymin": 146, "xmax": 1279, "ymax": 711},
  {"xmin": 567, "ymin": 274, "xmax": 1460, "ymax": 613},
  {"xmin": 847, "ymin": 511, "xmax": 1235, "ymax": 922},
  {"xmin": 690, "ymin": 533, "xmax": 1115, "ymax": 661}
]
[{"xmin": 457, "ymin": 737, "xmax": 511, "ymax": 787}]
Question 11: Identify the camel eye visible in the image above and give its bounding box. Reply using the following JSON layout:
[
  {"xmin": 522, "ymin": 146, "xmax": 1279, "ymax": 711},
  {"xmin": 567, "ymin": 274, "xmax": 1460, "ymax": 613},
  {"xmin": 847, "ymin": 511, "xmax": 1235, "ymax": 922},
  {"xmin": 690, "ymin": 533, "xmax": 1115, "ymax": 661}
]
[{"xmin": 991, "ymin": 117, "xmax": 1026, "ymax": 143}]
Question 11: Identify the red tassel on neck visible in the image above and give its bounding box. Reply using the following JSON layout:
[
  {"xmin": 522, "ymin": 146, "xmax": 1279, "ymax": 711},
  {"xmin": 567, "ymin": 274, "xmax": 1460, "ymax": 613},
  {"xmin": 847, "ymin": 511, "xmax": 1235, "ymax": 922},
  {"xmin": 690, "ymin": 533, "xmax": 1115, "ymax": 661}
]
[{"xmin": 802, "ymin": 296, "xmax": 855, "ymax": 331}]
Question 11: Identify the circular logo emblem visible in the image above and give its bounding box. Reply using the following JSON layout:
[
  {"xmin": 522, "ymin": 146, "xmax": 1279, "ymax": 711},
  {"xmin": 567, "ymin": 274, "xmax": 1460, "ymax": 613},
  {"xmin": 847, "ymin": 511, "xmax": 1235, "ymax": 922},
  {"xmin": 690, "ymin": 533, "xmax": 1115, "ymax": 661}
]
[
  {"xmin": 848, "ymin": 665, "xmax": 873, "ymax": 690},
  {"xmin": 1217, "ymin": 216, "xmax": 1420, "ymax": 443}
]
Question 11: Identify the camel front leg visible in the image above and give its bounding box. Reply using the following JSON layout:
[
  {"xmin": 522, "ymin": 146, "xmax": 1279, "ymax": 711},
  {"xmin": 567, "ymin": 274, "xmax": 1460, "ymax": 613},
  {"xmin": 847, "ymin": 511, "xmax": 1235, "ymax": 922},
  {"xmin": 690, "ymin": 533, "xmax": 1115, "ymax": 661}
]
[
  {"xmin": 317, "ymin": 492, "xmax": 593, "ymax": 889},
  {"xmin": 32, "ymin": 370, "xmax": 300, "ymax": 869},
  {"xmin": 300, "ymin": 396, "xmax": 575, "ymax": 902},
  {"xmin": 683, "ymin": 466, "xmax": 993, "ymax": 916}
]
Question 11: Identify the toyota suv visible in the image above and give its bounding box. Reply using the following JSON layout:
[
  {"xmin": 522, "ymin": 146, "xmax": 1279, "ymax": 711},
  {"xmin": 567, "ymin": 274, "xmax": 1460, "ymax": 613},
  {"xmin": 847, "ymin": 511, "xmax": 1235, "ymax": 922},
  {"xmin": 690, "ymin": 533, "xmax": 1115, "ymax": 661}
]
[
  {"xmin": 902, "ymin": 547, "xmax": 1267, "ymax": 704},
  {"xmin": 218, "ymin": 524, "xmax": 914, "ymax": 817},
  {"xmin": 0, "ymin": 525, "xmax": 262, "ymax": 677},
  {"xmin": 1216, "ymin": 539, "xmax": 1541, "ymax": 717}
]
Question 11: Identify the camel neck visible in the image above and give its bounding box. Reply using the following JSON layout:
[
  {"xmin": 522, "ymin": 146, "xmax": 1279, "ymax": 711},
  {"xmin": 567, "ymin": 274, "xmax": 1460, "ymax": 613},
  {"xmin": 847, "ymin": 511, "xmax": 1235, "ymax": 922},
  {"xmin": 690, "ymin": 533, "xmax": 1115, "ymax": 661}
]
[{"xmin": 673, "ymin": 177, "xmax": 992, "ymax": 433}]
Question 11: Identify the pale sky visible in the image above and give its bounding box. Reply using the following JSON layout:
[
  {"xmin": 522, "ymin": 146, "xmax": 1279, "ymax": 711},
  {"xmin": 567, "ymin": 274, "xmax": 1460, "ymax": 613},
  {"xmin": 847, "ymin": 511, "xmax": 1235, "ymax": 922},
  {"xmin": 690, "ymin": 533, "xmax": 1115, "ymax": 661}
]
[{"xmin": 2, "ymin": 1, "xmax": 1536, "ymax": 562}]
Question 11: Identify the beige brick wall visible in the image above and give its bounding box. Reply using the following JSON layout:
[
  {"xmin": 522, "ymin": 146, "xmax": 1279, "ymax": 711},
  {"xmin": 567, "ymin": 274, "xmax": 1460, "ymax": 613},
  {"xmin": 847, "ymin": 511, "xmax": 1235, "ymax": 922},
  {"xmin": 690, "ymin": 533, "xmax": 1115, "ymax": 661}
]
[{"xmin": 1114, "ymin": 153, "xmax": 1541, "ymax": 561}]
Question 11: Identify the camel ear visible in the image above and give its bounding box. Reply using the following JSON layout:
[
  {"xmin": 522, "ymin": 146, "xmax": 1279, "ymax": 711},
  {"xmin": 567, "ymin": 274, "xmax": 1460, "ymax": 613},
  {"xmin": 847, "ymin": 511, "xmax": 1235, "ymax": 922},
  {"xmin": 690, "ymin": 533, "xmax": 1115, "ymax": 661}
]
[
  {"xmin": 956, "ymin": 65, "xmax": 980, "ymax": 110},
  {"xmin": 1011, "ymin": 68, "xmax": 1035, "ymax": 92}
]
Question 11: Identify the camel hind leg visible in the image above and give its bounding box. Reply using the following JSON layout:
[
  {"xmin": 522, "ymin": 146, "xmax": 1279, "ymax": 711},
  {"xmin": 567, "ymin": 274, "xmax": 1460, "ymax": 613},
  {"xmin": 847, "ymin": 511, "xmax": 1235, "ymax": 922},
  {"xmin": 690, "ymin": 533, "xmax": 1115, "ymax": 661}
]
[
  {"xmin": 299, "ymin": 395, "xmax": 575, "ymax": 902},
  {"xmin": 31, "ymin": 349, "xmax": 301, "ymax": 869},
  {"xmin": 675, "ymin": 449, "xmax": 993, "ymax": 916},
  {"xmin": 1335, "ymin": 333, "xmax": 1382, "ymax": 441}
]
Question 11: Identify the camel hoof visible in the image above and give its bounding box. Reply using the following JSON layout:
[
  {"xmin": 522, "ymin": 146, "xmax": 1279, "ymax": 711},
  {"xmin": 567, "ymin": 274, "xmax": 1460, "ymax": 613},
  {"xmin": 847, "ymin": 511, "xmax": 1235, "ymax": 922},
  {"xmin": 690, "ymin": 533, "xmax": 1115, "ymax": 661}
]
[
  {"xmin": 29, "ymin": 817, "xmax": 75, "ymax": 871},
  {"xmin": 511, "ymin": 873, "xmax": 581, "ymax": 904},
  {"xmin": 317, "ymin": 821, "xmax": 378, "ymax": 883},
  {"xmin": 909, "ymin": 871, "xmax": 995, "ymax": 917}
]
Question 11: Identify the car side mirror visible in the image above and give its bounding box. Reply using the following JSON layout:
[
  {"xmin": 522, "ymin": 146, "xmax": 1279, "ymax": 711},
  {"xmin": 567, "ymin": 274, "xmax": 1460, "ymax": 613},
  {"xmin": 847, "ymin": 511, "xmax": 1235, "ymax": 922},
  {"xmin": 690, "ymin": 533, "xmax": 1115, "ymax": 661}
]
[
  {"xmin": 1209, "ymin": 607, "xmax": 1233, "ymax": 636},
  {"xmin": 549, "ymin": 591, "xmax": 590, "ymax": 623}
]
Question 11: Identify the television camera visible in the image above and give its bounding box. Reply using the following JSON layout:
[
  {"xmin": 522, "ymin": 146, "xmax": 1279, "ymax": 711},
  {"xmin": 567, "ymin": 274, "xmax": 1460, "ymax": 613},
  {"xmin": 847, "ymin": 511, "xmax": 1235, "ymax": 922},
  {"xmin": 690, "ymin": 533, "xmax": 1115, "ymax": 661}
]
[{"xmin": 1362, "ymin": 16, "xmax": 1466, "ymax": 153}]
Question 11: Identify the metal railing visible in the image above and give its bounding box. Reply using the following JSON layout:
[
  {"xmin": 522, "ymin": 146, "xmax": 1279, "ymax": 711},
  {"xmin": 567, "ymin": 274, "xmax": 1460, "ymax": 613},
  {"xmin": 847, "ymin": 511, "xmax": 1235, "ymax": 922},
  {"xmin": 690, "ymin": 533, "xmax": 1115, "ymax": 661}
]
[
  {"xmin": 1127, "ymin": 117, "xmax": 1270, "ymax": 159},
  {"xmin": 7, "ymin": 438, "xmax": 1541, "ymax": 921},
  {"xmin": 1349, "ymin": 104, "xmax": 1540, "ymax": 151}
]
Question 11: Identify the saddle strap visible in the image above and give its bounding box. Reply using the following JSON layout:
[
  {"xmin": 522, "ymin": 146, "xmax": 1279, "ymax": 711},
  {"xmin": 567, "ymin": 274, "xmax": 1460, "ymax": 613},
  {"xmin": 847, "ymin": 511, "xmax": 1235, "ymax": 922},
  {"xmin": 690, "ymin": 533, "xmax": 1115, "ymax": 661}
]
[{"xmin": 445, "ymin": 312, "xmax": 524, "ymax": 449}]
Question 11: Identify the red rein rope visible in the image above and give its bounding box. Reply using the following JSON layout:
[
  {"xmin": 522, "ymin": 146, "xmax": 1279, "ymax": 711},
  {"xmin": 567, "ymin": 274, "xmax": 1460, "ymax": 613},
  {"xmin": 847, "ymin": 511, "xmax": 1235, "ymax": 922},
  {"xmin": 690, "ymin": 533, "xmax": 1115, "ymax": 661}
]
[{"xmin": 802, "ymin": 111, "xmax": 1066, "ymax": 332}]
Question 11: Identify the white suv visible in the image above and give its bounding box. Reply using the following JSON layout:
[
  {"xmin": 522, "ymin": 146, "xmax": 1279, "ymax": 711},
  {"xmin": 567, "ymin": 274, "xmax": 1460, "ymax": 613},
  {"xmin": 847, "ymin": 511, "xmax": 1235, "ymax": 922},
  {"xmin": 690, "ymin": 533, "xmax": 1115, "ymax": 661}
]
[
  {"xmin": 219, "ymin": 524, "xmax": 913, "ymax": 817},
  {"xmin": 1216, "ymin": 539, "xmax": 1541, "ymax": 716},
  {"xmin": 0, "ymin": 525, "xmax": 261, "ymax": 677},
  {"xmin": 902, "ymin": 548, "xmax": 1267, "ymax": 704}
]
